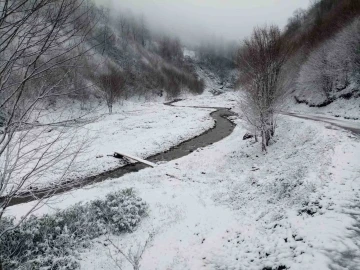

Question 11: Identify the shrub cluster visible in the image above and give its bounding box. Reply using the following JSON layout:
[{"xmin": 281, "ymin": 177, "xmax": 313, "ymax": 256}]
[{"xmin": 0, "ymin": 189, "xmax": 148, "ymax": 270}]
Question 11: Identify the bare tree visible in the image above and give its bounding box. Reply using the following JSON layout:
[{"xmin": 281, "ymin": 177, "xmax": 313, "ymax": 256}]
[
  {"xmin": 97, "ymin": 63, "xmax": 125, "ymax": 114},
  {"xmin": 285, "ymin": 8, "xmax": 306, "ymax": 34},
  {"xmin": 158, "ymin": 36, "xmax": 183, "ymax": 64},
  {"xmin": 237, "ymin": 26, "xmax": 291, "ymax": 152},
  {"xmin": 107, "ymin": 234, "xmax": 153, "ymax": 270},
  {"xmin": 0, "ymin": 0, "xmax": 95, "ymax": 260}
]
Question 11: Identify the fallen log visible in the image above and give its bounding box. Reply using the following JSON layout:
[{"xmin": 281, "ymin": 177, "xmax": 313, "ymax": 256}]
[{"xmin": 113, "ymin": 152, "xmax": 157, "ymax": 167}]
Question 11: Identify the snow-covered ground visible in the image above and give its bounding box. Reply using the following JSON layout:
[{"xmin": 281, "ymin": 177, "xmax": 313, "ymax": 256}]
[
  {"xmin": 282, "ymin": 112, "xmax": 360, "ymax": 135},
  {"xmin": 285, "ymin": 96, "xmax": 360, "ymax": 120},
  {"xmin": 177, "ymin": 90, "xmax": 238, "ymax": 108},
  {"xmin": 6, "ymin": 92, "xmax": 360, "ymax": 269},
  {"xmin": 3, "ymin": 101, "xmax": 214, "ymax": 192}
]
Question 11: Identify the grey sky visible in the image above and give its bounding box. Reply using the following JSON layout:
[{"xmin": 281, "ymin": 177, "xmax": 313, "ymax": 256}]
[{"xmin": 95, "ymin": 0, "xmax": 310, "ymax": 45}]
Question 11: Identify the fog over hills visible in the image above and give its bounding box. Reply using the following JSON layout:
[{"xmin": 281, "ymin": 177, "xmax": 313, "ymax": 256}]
[{"xmin": 94, "ymin": 0, "xmax": 310, "ymax": 44}]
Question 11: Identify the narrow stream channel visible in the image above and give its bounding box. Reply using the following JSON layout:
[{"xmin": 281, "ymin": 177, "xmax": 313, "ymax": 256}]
[{"xmin": 4, "ymin": 101, "xmax": 236, "ymax": 206}]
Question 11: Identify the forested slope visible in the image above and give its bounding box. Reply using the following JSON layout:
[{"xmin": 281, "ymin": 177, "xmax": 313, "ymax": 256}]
[
  {"xmin": 0, "ymin": 0, "xmax": 205, "ymax": 126},
  {"xmin": 284, "ymin": 0, "xmax": 360, "ymax": 107}
]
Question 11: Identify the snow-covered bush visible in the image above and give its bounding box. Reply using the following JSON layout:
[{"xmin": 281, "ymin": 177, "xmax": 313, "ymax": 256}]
[
  {"xmin": 297, "ymin": 44, "xmax": 334, "ymax": 103},
  {"xmin": 90, "ymin": 189, "xmax": 148, "ymax": 234},
  {"xmin": 0, "ymin": 189, "xmax": 148, "ymax": 269}
]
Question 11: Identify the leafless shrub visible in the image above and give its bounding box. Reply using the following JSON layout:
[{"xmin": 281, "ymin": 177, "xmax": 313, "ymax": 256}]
[
  {"xmin": 97, "ymin": 63, "xmax": 125, "ymax": 114},
  {"xmin": 107, "ymin": 234, "xmax": 153, "ymax": 270}
]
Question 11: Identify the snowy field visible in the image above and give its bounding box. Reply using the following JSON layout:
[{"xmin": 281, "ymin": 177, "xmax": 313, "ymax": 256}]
[
  {"xmin": 3, "ymin": 101, "xmax": 214, "ymax": 192},
  {"xmin": 6, "ymin": 93, "xmax": 360, "ymax": 270}
]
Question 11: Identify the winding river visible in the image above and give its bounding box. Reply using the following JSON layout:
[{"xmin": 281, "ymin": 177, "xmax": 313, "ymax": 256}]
[{"xmin": 4, "ymin": 100, "xmax": 236, "ymax": 206}]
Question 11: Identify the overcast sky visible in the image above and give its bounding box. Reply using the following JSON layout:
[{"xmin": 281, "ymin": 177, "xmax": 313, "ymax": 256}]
[{"xmin": 95, "ymin": 0, "xmax": 310, "ymax": 45}]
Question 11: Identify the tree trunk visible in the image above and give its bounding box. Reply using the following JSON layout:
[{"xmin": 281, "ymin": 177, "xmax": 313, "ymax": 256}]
[
  {"xmin": 263, "ymin": 123, "xmax": 271, "ymax": 146},
  {"xmin": 261, "ymin": 131, "xmax": 267, "ymax": 152},
  {"xmin": 270, "ymin": 120, "xmax": 275, "ymax": 137}
]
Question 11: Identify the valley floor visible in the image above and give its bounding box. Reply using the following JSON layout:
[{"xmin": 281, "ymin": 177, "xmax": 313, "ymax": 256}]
[
  {"xmin": 4, "ymin": 101, "xmax": 215, "ymax": 192},
  {"xmin": 6, "ymin": 92, "xmax": 360, "ymax": 270}
]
